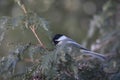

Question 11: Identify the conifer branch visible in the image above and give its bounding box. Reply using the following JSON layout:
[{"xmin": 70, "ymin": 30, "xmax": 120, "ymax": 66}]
[
  {"xmin": 30, "ymin": 25, "xmax": 46, "ymax": 49},
  {"xmin": 15, "ymin": 0, "xmax": 46, "ymax": 49}
]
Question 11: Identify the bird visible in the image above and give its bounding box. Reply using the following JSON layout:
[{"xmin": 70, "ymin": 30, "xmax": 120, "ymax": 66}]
[{"xmin": 52, "ymin": 34, "xmax": 106, "ymax": 61}]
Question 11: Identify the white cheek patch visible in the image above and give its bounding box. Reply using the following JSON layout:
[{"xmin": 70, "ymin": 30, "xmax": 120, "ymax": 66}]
[
  {"xmin": 57, "ymin": 41, "xmax": 62, "ymax": 45},
  {"xmin": 56, "ymin": 36, "xmax": 67, "ymax": 41}
]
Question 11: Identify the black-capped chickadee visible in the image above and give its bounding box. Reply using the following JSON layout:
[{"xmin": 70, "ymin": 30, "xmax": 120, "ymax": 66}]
[{"xmin": 53, "ymin": 34, "xmax": 106, "ymax": 61}]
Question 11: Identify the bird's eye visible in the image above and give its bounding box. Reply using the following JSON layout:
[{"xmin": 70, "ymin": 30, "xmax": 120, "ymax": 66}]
[{"xmin": 53, "ymin": 40, "xmax": 59, "ymax": 45}]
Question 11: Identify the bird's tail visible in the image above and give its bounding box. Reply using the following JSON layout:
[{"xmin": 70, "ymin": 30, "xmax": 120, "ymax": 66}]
[{"xmin": 80, "ymin": 50, "xmax": 106, "ymax": 61}]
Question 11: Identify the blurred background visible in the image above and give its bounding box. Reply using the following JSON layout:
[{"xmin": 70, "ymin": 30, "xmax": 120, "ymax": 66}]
[
  {"xmin": 0, "ymin": 0, "xmax": 119, "ymax": 55},
  {"xmin": 0, "ymin": 0, "xmax": 120, "ymax": 80},
  {"xmin": 0, "ymin": 0, "xmax": 108, "ymax": 41}
]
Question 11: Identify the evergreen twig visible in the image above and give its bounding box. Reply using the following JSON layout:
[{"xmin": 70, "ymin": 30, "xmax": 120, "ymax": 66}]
[{"xmin": 15, "ymin": 0, "xmax": 46, "ymax": 49}]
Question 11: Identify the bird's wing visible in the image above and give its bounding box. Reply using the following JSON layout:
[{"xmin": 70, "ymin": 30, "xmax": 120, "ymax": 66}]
[
  {"xmin": 67, "ymin": 40, "xmax": 88, "ymax": 50},
  {"xmin": 66, "ymin": 40, "xmax": 106, "ymax": 61}
]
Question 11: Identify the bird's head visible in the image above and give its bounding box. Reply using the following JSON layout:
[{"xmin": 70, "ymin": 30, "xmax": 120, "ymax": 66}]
[{"xmin": 52, "ymin": 34, "xmax": 68, "ymax": 45}]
